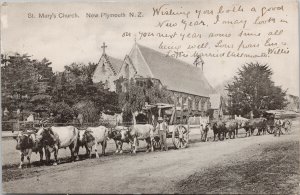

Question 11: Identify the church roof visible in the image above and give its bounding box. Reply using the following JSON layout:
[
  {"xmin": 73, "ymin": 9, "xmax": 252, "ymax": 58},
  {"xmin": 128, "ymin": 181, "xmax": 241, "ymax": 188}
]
[
  {"xmin": 127, "ymin": 43, "xmax": 215, "ymax": 97},
  {"xmin": 102, "ymin": 54, "xmax": 123, "ymax": 75}
]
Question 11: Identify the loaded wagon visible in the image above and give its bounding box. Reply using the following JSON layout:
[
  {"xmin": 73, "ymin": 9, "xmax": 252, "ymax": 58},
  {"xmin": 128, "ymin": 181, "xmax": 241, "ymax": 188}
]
[
  {"xmin": 142, "ymin": 103, "xmax": 190, "ymax": 149},
  {"xmin": 262, "ymin": 110, "xmax": 292, "ymax": 134}
]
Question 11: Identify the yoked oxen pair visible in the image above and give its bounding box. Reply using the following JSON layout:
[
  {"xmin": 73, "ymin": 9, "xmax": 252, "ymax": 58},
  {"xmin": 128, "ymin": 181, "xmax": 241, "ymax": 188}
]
[
  {"xmin": 212, "ymin": 119, "xmax": 247, "ymax": 140},
  {"xmin": 224, "ymin": 119, "xmax": 244, "ymax": 139},
  {"xmin": 120, "ymin": 124, "xmax": 155, "ymax": 154},
  {"xmin": 243, "ymin": 118, "xmax": 268, "ymax": 137},
  {"xmin": 14, "ymin": 130, "xmax": 44, "ymax": 168},
  {"xmin": 35, "ymin": 126, "xmax": 79, "ymax": 165},
  {"xmin": 107, "ymin": 126, "xmax": 130, "ymax": 154},
  {"xmin": 77, "ymin": 126, "xmax": 108, "ymax": 158}
]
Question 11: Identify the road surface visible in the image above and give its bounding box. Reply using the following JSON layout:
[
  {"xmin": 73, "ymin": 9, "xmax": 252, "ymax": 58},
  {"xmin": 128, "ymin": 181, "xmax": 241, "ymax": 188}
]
[{"xmin": 2, "ymin": 119, "xmax": 299, "ymax": 194}]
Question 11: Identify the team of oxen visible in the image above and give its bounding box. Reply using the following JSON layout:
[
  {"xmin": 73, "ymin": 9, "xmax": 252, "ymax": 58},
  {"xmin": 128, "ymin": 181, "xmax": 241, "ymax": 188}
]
[
  {"xmin": 200, "ymin": 116, "xmax": 291, "ymax": 142},
  {"xmin": 207, "ymin": 117, "xmax": 267, "ymax": 142},
  {"xmin": 14, "ymin": 116, "xmax": 290, "ymax": 169},
  {"xmin": 14, "ymin": 124, "xmax": 155, "ymax": 168}
]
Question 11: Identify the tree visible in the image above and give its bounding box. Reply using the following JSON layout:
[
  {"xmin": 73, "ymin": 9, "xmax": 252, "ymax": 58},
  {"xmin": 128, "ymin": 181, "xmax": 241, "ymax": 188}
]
[
  {"xmin": 1, "ymin": 53, "xmax": 120, "ymax": 124},
  {"xmin": 118, "ymin": 78, "xmax": 173, "ymax": 124},
  {"xmin": 226, "ymin": 62, "xmax": 287, "ymax": 117},
  {"xmin": 1, "ymin": 53, "xmax": 54, "ymax": 112},
  {"xmin": 49, "ymin": 101, "xmax": 74, "ymax": 124},
  {"xmin": 50, "ymin": 62, "xmax": 120, "ymax": 123},
  {"xmin": 73, "ymin": 100, "xmax": 98, "ymax": 123}
]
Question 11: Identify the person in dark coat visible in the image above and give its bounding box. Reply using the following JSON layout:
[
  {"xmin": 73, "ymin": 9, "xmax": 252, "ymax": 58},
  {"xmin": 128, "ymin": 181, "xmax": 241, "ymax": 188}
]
[{"xmin": 156, "ymin": 116, "xmax": 168, "ymax": 151}]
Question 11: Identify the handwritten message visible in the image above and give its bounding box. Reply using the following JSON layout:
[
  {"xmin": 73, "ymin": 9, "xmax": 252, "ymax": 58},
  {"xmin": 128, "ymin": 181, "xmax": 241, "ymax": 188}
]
[{"xmin": 121, "ymin": 3, "xmax": 290, "ymax": 59}]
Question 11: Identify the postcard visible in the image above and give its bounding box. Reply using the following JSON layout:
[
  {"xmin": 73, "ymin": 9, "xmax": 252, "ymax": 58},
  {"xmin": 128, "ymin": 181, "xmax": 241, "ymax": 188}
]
[{"xmin": 1, "ymin": 0, "xmax": 299, "ymax": 194}]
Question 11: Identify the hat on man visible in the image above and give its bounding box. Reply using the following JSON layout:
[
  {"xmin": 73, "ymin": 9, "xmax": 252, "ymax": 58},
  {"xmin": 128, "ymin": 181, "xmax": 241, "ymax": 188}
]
[
  {"xmin": 158, "ymin": 117, "xmax": 163, "ymax": 122},
  {"xmin": 274, "ymin": 113, "xmax": 280, "ymax": 119}
]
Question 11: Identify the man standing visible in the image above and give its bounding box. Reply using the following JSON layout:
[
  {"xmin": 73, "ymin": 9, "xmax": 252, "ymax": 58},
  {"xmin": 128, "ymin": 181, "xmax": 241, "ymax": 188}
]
[
  {"xmin": 274, "ymin": 114, "xmax": 282, "ymax": 137},
  {"xmin": 156, "ymin": 116, "xmax": 168, "ymax": 151}
]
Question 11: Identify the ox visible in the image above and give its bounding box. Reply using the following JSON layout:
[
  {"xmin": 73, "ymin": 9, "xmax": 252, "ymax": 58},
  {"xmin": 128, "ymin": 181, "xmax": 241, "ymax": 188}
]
[
  {"xmin": 201, "ymin": 123, "xmax": 211, "ymax": 142},
  {"xmin": 35, "ymin": 126, "xmax": 79, "ymax": 165},
  {"xmin": 199, "ymin": 117, "xmax": 211, "ymax": 142},
  {"xmin": 234, "ymin": 117, "xmax": 249, "ymax": 137},
  {"xmin": 212, "ymin": 120, "xmax": 226, "ymax": 141},
  {"xmin": 107, "ymin": 126, "xmax": 130, "ymax": 154},
  {"xmin": 77, "ymin": 130, "xmax": 86, "ymax": 154},
  {"xmin": 244, "ymin": 118, "xmax": 267, "ymax": 137},
  {"xmin": 14, "ymin": 131, "xmax": 44, "ymax": 168},
  {"xmin": 224, "ymin": 120, "xmax": 239, "ymax": 139},
  {"xmin": 79, "ymin": 126, "xmax": 108, "ymax": 158},
  {"xmin": 125, "ymin": 124, "xmax": 155, "ymax": 154}
]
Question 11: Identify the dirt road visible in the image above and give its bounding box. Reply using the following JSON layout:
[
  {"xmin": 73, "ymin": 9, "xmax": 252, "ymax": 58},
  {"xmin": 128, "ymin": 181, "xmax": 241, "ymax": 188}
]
[{"xmin": 2, "ymin": 120, "xmax": 299, "ymax": 194}]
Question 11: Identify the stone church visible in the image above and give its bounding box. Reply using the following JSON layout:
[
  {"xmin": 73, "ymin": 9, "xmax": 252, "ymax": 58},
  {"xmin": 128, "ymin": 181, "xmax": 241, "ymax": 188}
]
[
  {"xmin": 92, "ymin": 43, "xmax": 123, "ymax": 91},
  {"xmin": 92, "ymin": 42, "xmax": 215, "ymax": 115}
]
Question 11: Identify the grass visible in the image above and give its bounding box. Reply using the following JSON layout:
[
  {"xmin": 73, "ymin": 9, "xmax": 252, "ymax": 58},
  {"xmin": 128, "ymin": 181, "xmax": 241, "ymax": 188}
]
[{"xmin": 176, "ymin": 140, "xmax": 299, "ymax": 194}]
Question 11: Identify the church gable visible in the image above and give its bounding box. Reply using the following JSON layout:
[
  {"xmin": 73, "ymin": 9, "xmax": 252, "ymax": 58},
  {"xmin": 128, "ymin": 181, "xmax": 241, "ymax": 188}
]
[
  {"xmin": 118, "ymin": 55, "xmax": 137, "ymax": 80},
  {"xmin": 91, "ymin": 42, "xmax": 123, "ymax": 92},
  {"xmin": 127, "ymin": 43, "xmax": 153, "ymax": 78},
  {"xmin": 92, "ymin": 54, "xmax": 116, "ymax": 84}
]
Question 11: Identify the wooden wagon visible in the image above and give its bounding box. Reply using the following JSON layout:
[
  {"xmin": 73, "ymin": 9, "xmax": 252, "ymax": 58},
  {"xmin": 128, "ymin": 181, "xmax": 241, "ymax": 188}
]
[
  {"xmin": 142, "ymin": 103, "xmax": 190, "ymax": 149},
  {"xmin": 263, "ymin": 110, "xmax": 292, "ymax": 134}
]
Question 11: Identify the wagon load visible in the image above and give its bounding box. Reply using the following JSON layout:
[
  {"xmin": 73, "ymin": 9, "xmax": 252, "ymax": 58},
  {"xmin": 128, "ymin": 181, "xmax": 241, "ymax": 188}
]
[{"xmin": 143, "ymin": 103, "xmax": 190, "ymax": 150}]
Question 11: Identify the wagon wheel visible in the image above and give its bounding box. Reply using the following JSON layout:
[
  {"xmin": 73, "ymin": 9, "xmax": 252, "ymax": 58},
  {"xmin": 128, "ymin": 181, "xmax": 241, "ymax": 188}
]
[
  {"xmin": 152, "ymin": 136, "xmax": 161, "ymax": 150},
  {"xmin": 172, "ymin": 125, "xmax": 189, "ymax": 149},
  {"xmin": 267, "ymin": 125, "xmax": 274, "ymax": 134}
]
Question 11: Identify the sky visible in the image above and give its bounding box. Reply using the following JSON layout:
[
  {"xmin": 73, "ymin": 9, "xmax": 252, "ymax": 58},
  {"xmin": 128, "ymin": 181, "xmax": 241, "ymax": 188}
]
[{"xmin": 1, "ymin": 0, "xmax": 299, "ymax": 96}]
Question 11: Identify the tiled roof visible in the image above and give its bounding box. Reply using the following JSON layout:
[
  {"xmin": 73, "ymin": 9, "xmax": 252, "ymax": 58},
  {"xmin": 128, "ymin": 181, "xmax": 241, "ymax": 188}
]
[
  {"xmin": 128, "ymin": 44, "xmax": 153, "ymax": 78},
  {"xmin": 128, "ymin": 43, "xmax": 215, "ymax": 97}
]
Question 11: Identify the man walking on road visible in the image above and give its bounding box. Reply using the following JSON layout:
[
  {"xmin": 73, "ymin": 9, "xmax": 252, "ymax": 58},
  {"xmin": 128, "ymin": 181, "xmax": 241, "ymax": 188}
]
[{"xmin": 156, "ymin": 116, "xmax": 168, "ymax": 151}]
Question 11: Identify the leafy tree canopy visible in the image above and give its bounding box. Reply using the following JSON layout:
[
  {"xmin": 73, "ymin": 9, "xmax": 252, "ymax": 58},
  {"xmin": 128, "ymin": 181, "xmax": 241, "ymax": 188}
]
[
  {"xmin": 118, "ymin": 78, "xmax": 173, "ymax": 123},
  {"xmin": 226, "ymin": 62, "xmax": 287, "ymax": 117},
  {"xmin": 1, "ymin": 53, "xmax": 54, "ymax": 111},
  {"xmin": 1, "ymin": 54, "xmax": 120, "ymax": 124}
]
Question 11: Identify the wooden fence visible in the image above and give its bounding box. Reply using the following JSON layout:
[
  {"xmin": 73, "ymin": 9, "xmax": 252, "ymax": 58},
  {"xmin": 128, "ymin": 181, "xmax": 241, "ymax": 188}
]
[
  {"xmin": 1, "ymin": 120, "xmax": 147, "ymax": 132},
  {"xmin": 2, "ymin": 116, "xmax": 208, "ymax": 132}
]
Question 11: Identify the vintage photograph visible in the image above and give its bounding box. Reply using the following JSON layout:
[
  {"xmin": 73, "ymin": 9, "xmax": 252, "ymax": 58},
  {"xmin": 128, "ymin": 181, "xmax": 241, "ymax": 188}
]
[{"xmin": 1, "ymin": 0, "xmax": 299, "ymax": 194}]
